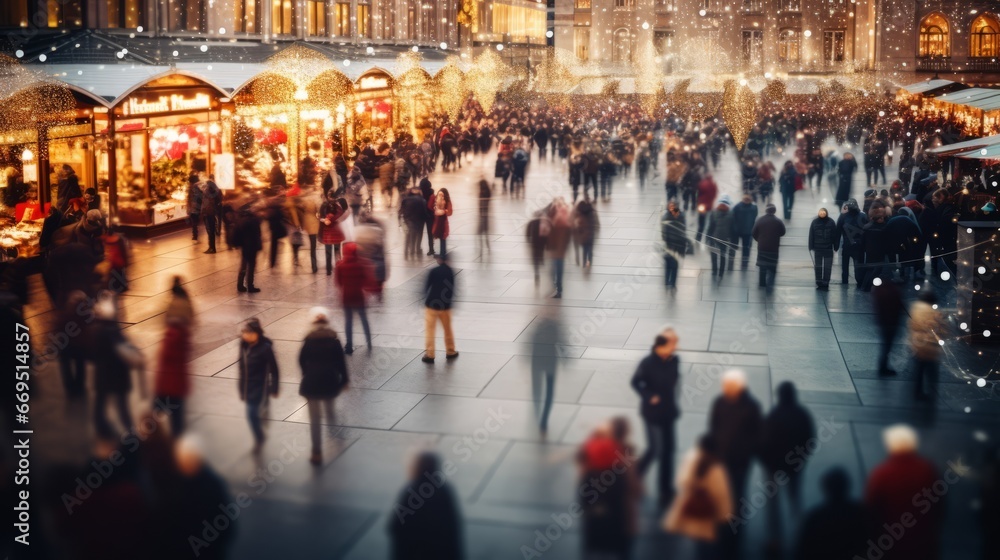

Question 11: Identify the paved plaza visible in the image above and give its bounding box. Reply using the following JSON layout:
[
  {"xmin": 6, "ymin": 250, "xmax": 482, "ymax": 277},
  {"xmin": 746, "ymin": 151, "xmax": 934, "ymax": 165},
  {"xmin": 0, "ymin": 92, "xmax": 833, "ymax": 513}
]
[{"xmin": 27, "ymin": 145, "xmax": 1000, "ymax": 559}]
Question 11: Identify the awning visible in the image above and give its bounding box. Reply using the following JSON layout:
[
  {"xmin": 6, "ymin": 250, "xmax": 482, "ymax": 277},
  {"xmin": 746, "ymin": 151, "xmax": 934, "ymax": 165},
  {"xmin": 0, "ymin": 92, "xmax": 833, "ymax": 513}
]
[
  {"xmin": 956, "ymin": 143, "xmax": 1000, "ymax": 159},
  {"xmin": 935, "ymin": 88, "xmax": 1000, "ymax": 105},
  {"xmin": 899, "ymin": 79, "xmax": 968, "ymax": 96},
  {"xmin": 927, "ymin": 134, "xmax": 1000, "ymax": 155}
]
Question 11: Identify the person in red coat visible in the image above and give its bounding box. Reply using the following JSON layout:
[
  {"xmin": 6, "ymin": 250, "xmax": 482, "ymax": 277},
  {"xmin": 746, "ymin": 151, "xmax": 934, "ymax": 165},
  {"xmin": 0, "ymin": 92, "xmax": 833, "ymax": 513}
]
[
  {"xmin": 335, "ymin": 242, "xmax": 374, "ymax": 354},
  {"xmin": 319, "ymin": 193, "xmax": 348, "ymax": 275},
  {"xmin": 864, "ymin": 424, "xmax": 944, "ymax": 560},
  {"xmin": 154, "ymin": 277, "xmax": 194, "ymax": 436},
  {"xmin": 695, "ymin": 173, "xmax": 718, "ymax": 243}
]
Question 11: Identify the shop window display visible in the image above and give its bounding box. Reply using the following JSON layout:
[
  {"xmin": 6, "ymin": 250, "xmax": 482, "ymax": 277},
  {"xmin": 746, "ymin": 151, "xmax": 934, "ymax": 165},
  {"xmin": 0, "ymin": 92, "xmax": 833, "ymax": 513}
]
[{"xmin": 0, "ymin": 145, "xmax": 43, "ymax": 259}]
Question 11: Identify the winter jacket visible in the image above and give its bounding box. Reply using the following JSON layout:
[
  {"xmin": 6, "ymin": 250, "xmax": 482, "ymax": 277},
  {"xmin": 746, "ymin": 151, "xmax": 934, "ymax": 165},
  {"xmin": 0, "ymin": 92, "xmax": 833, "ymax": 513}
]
[
  {"xmin": 335, "ymin": 243, "xmax": 373, "ymax": 307},
  {"xmin": 400, "ymin": 192, "xmax": 426, "ymax": 225},
  {"xmin": 706, "ymin": 205, "xmax": 734, "ymax": 252},
  {"xmin": 232, "ymin": 211, "xmax": 263, "ymax": 254},
  {"xmin": 200, "ymin": 181, "xmax": 222, "ymax": 217},
  {"xmin": 154, "ymin": 323, "xmax": 191, "ymax": 398},
  {"xmin": 93, "ymin": 319, "xmax": 135, "ymax": 394},
  {"xmin": 291, "ymin": 191, "xmax": 321, "ymax": 235},
  {"xmin": 630, "ymin": 354, "xmax": 680, "ymax": 425},
  {"xmin": 571, "ymin": 203, "xmax": 599, "ymax": 245},
  {"xmin": 696, "ymin": 177, "xmax": 718, "ymax": 211},
  {"xmin": 708, "ymin": 391, "xmax": 762, "ymax": 470},
  {"xmin": 298, "ymin": 325, "xmax": 349, "ymax": 399},
  {"xmin": 187, "ymin": 182, "xmax": 203, "ymax": 215},
  {"xmin": 388, "ymin": 479, "xmax": 464, "ymax": 560},
  {"xmin": 430, "ymin": 198, "xmax": 453, "ymax": 240},
  {"xmin": 425, "ymin": 262, "xmax": 456, "ymax": 310},
  {"xmin": 751, "ymin": 214, "xmax": 786, "ymax": 264},
  {"xmin": 794, "ymin": 498, "xmax": 869, "ymax": 560},
  {"xmin": 265, "ymin": 197, "xmax": 288, "ymax": 240},
  {"xmin": 808, "ymin": 216, "xmax": 839, "ymax": 252},
  {"xmin": 909, "ymin": 301, "xmax": 946, "ymax": 361},
  {"xmin": 318, "ymin": 200, "xmax": 346, "ymax": 245},
  {"xmin": 885, "ymin": 209, "xmax": 922, "ymax": 261},
  {"xmin": 731, "ymin": 201, "xmax": 758, "ymax": 236},
  {"xmin": 346, "ymin": 167, "xmax": 366, "ymax": 206},
  {"xmin": 237, "ymin": 337, "xmax": 279, "ymax": 404},
  {"xmin": 759, "ymin": 395, "xmax": 815, "ymax": 474},
  {"xmin": 663, "ymin": 448, "xmax": 733, "ymax": 541},
  {"xmin": 546, "ymin": 214, "xmax": 572, "ymax": 259},
  {"xmin": 865, "ymin": 452, "xmax": 943, "ymax": 560},
  {"xmin": 837, "ymin": 199, "xmax": 867, "ymax": 250},
  {"xmin": 661, "ymin": 210, "xmax": 688, "ymax": 256}
]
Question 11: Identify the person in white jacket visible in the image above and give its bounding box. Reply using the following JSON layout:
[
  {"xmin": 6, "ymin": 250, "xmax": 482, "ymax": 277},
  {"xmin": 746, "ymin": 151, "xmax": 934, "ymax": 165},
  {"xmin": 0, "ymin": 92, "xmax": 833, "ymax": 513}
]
[{"xmin": 663, "ymin": 434, "xmax": 733, "ymax": 560}]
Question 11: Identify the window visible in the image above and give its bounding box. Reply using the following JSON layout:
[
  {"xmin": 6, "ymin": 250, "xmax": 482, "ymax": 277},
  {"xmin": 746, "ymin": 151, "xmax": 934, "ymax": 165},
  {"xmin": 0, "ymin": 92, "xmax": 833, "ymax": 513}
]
[
  {"xmin": 307, "ymin": 0, "xmax": 326, "ymax": 36},
  {"xmin": 575, "ymin": 0, "xmax": 591, "ymax": 8},
  {"xmin": 167, "ymin": 0, "xmax": 204, "ymax": 32},
  {"xmin": 358, "ymin": 2, "xmax": 371, "ymax": 38},
  {"xmin": 612, "ymin": 28, "xmax": 633, "ymax": 63},
  {"xmin": 234, "ymin": 0, "xmax": 260, "ymax": 33},
  {"xmin": 918, "ymin": 13, "xmax": 949, "ymax": 58},
  {"xmin": 780, "ymin": 0, "xmax": 801, "ymax": 11},
  {"xmin": 0, "ymin": 2, "xmax": 29, "ymax": 27},
  {"xmin": 574, "ymin": 27, "xmax": 589, "ymax": 60},
  {"xmin": 778, "ymin": 28, "xmax": 800, "ymax": 62},
  {"xmin": 656, "ymin": 0, "xmax": 676, "ymax": 11},
  {"xmin": 491, "ymin": 2, "xmax": 546, "ymax": 42},
  {"xmin": 654, "ymin": 30, "xmax": 673, "ymax": 56},
  {"xmin": 48, "ymin": 0, "xmax": 83, "ymax": 27},
  {"xmin": 106, "ymin": 0, "xmax": 143, "ymax": 28},
  {"xmin": 379, "ymin": 0, "xmax": 395, "ymax": 40},
  {"xmin": 614, "ymin": 0, "xmax": 635, "ymax": 9},
  {"xmin": 406, "ymin": 2, "xmax": 416, "ymax": 40},
  {"xmin": 741, "ymin": 29, "xmax": 763, "ymax": 67},
  {"xmin": 971, "ymin": 14, "xmax": 1000, "ymax": 58},
  {"xmin": 271, "ymin": 0, "xmax": 294, "ymax": 35},
  {"xmin": 823, "ymin": 30, "xmax": 845, "ymax": 63},
  {"xmin": 335, "ymin": 2, "xmax": 350, "ymax": 36},
  {"xmin": 743, "ymin": 0, "xmax": 763, "ymax": 13},
  {"xmin": 420, "ymin": 1, "xmax": 435, "ymax": 40}
]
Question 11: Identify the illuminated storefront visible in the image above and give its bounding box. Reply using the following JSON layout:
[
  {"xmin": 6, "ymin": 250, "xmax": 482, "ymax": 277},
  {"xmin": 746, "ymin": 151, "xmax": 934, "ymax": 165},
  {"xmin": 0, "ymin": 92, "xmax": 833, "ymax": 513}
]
[
  {"xmin": 110, "ymin": 75, "xmax": 231, "ymax": 228},
  {"xmin": 354, "ymin": 69, "xmax": 396, "ymax": 143}
]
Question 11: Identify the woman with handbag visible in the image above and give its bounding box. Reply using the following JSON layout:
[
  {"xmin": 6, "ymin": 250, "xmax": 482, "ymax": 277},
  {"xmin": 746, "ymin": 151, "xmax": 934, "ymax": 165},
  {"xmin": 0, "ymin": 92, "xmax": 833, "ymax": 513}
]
[
  {"xmin": 663, "ymin": 435, "xmax": 733, "ymax": 560},
  {"xmin": 237, "ymin": 318, "xmax": 279, "ymax": 454},
  {"xmin": 430, "ymin": 188, "xmax": 453, "ymax": 256}
]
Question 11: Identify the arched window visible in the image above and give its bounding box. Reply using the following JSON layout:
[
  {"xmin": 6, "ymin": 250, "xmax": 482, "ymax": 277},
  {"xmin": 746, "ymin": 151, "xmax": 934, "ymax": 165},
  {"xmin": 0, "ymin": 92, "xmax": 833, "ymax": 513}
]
[
  {"xmin": 778, "ymin": 28, "xmax": 800, "ymax": 62},
  {"xmin": 971, "ymin": 14, "xmax": 1000, "ymax": 58},
  {"xmin": 918, "ymin": 13, "xmax": 949, "ymax": 58},
  {"xmin": 612, "ymin": 28, "xmax": 633, "ymax": 63}
]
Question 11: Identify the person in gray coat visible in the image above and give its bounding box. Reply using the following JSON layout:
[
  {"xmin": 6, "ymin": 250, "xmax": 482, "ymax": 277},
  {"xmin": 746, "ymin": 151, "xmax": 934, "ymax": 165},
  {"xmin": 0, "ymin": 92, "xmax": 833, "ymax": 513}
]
[
  {"xmin": 731, "ymin": 193, "xmax": 758, "ymax": 270},
  {"xmin": 706, "ymin": 194, "xmax": 735, "ymax": 279},
  {"xmin": 751, "ymin": 204, "xmax": 786, "ymax": 288}
]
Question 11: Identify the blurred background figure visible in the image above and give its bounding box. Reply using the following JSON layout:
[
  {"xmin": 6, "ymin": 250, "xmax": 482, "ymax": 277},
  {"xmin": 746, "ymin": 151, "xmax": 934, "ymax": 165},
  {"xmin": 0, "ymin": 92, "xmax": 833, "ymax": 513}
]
[
  {"xmin": 530, "ymin": 305, "xmax": 563, "ymax": 436},
  {"xmin": 237, "ymin": 318, "xmax": 279, "ymax": 454},
  {"xmin": 873, "ymin": 279, "xmax": 904, "ymax": 376},
  {"xmin": 708, "ymin": 369, "xmax": 762, "ymax": 557},
  {"xmin": 661, "ymin": 200, "xmax": 688, "ymax": 288},
  {"xmin": 759, "ymin": 382, "xmax": 815, "ymax": 556},
  {"xmin": 526, "ymin": 208, "xmax": 550, "ymax": 287},
  {"xmin": 93, "ymin": 292, "xmax": 145, "ymax": 438},
  {"xmin": 388, "ymin": 452, "xmax": 464, "ymax": 560},
  {"xmin": 577, "ymin": 417, "xmax": 640, "ymax": 560},
  {"xmin": 664, "ymin": 434, "xmax": 732, "ymax": 560},
  {"xmin": 547, "ymin": 199, "xmax": 572, "ymax": 299},
  {"xmin": 865, "ymin": 424, "xmax": 944, "ymax": 560},
  {"xmin": 298, "ymin": 307, "xmax": 349, "ymax": 465},
  {"xmin": 631, "ymin": 327, "xmax": 681, "ymax": 510},
  {"xmin": 794, "ymin": 468, "xmax": 867, "ymax": 560},
  {"xmin": 233, "ymin": 205, "xmax": 263, "ymax": 293},
  {"xmin": 572, "ymin": 198, "xmax": 599, "ymax": 269},
  {"xmin": 336, "ymin": 241, "xmax": 374, "ymax": 355},
  {"xmin": 153, "ymin": 276, "xmax": 194, "ymax": 436},
  {"xmin": 477, "ymin": 179, "xmax": 492, "ymax": 256},
  {"xmin": 910, "ymin": 291, "xmax": 946, "ymax": 409}
]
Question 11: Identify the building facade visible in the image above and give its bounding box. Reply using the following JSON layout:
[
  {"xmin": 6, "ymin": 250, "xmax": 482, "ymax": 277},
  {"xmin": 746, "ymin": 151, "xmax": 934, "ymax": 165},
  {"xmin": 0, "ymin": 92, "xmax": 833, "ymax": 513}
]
[
  {"xmin": 554, "ymin": 0, "xmax": 878, "ymax": 74},
  {"xmin": 878, "ymin": 1, "xmax": 1000, "ymax": 78}
]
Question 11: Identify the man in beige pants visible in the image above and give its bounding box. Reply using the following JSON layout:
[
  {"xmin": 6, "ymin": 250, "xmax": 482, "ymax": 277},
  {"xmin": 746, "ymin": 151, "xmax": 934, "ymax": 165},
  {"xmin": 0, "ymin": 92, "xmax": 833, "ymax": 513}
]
[{"xmin": 422, "ymin": 253, "xmax": 459, "ymax": 364}]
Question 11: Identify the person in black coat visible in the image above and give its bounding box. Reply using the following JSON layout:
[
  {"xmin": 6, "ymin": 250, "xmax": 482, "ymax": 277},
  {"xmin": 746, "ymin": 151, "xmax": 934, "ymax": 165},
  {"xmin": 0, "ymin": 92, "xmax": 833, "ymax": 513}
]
[
  {"xmin": 837, "ymin": 198, "xmax": 867, "ymax": 286},
  {"xmin": 388, "ymin": 452, "xmax": 464, "ymax": 560},
  {"xmin": 237, "ymin": 318, "xmax": 279, "ymax": 453},
  {"xmin": 930, "ymin": 189, "xmax": 958, "ymax": 277},
  {"xmin": 808, "ymin": 208, "xmax": 840, "ymax": 290},
  {"xmin": 631, "ymin": 328, "xmax": 681, "ymax": 509},
  {"xmin": 708, "ymin": 369, "xmax": 762, "ymax": 518},
  {"xmin": 661, "ymin": 201, "xmax": 688, "ymax": 287},
  {"xmin": 732, "ymin": 194, "xmax": 758, "ymax": 270},
  {"xmin": 751, "ymin": 204, "xmax": 786, "ymax": 288},
  {"xmin": 423, "ymin": 253, "xmax": 457, "ymax": 363},
  {"xmin": 884, "ymin": 207, "xmax": 922, "ymax": 282},
  {"xmin": 531, "ymin": 306, "xmax": 563, "ymax": 435},
  {"xmin": 298, "ymin": 308, "xmax": 349, "ymax": 465},
  {"xmin": 92, "ymin": 294, "xmax": 144, "ymax": 438},
  {"xmin": 873, "ymin": 279, "xmax": 904, "ymax": 376},
  {"xmin": 232, "ymin": 207, "xmax": 263, "ymax": 293},
  {"xmin": 794, "ymin": 468, "xmax": 868, "ymax": 560},
  {"xmin": 859, "ymin": 202, "xmax": 890, "ymax": 292},
  {"xmin": 399, "ymin": 187, "xmax": 427, "ymax": 260},
  {"xmin": 265, "ymin": 190, "xmax": 288, "ymax": 268},
  {"xmin": 836, "ymin": 153, "xmax": 858, "ymax": 207},
  {"xmin": 760, "ymin": 382, "xmax": 816, "ymax": 551},
  {"xmin": 56, "ymin": 164, "xmax": 81, "ymax": 213},
  {"xmin": 419, "ymin": 178, "xmax": 436, "ymax": 256}
]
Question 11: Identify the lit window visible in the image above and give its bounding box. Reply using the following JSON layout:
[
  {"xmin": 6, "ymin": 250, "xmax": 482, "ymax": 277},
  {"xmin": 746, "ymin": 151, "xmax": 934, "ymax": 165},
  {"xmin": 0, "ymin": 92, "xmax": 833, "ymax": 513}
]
[
  {"xmin": 612, "ymin": 28, "xmax": 633, "ymax": 63},
  {"xmin": 358, "ymin": 1, "xmax": 371, "ymax": 39},
  {"xmin": 272, "ymin": 0, "xmax": 295, "ymax": 35},
  {"xmin": 106, "ymin": 0, "xmax": 143, "ymax": 29},
  {"xmin": 743, "ymin": 0, "xmax": 763, "ymax": 12},
  {"xmin": 919, "ymin": 13, "xmax": 950, "ymax": 58},
  {"xmin": 778, "ymin": 28, "xmax": 800, "ymax": 62},
  {"xmin": 574, "ymin": 27, "xmax": 589, "ymax": 60},
  {"xmin": 335, "ymin": 2, "xmax": 350, "ymax": 37},
  {"xmin": 614, "ymin": 0, "xmax": 635, "ymax": 9},
  {"xmin": 575, "ymin": 0, "xmax": 591, "ymax": 9},
  {"xmin": 307, "ymin": 0, "xmax": 326, "ymax": 36},
  {"xmin": 234, "ymin": 1, "xmax": 260, "ymax": 34},
  {"xmin": 780, "ymin": 0, "xmax": 801, "ymax": 11},
  {"xmin": 970, "ymin": 14, "xmax": 1000, "ymax": 58}
]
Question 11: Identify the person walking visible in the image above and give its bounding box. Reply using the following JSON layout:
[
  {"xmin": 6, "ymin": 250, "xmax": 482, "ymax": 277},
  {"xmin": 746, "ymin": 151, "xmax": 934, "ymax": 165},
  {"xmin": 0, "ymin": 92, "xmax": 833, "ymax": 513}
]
[
  {"xmin": 187, "ymin": 174, "xmax": 203, "ymax": 242},
  {"xmin": 661, "ymin": 200, "xmax": 689, "ymax": 288},
  {"xmin": 547, "ymin": 199, "xmax": 572, "ymax": 298},
  {"xmin": 200, "ymin": 175, "xmax": 222, "ymax": 254},
  {"xmin": 400, "ymin": 187, "xmax": 426, "ymax": 260},
  {"xmin": 808, "ymin": 208, "xmax": 839, "ymax": 290},
  {"xmin": 237, "ymin": 318, "xmax": 279, "ymax": 454},
  {"xmin": 751, "ymin": 204, "xmax": 786, "ymax": 289},
  {"xmin": 695, "ymin": 173, "xmax": 718, "ymax": 243},
  {"xmin": 910, "ymin": 290, "xmax": 946, "ymax": 402},
  {"xmin": 578, "ymin": 418, "xmax": 641, "ymax": 560},
  {"xmin": 298, "ymin": 307, "xmax": 349, "ymax": 465},
  {"xmin": 265, "ymin": 188, "xmax": 289, "ymax": 268},
  {"xmin": 319, "ymin": 193, "xmax": 348, "ymax": 275},
  {"xmin": 388, "ymin": 452, "xmax": 464, "ymax": 560},
  {"xmin": 759, "ymin": 382, "xmax": 815, "ymax": 554},
  {"xmin": 631, "ymin": 328, "xmax": 682, "ymax": 509},
  {"xmin": 345, "ymin": 163, "xmax": 367, "ymax": 219},
  {"xmin": 419, "ymin": 178, "xmax": 436, "ymax": 256},
  {"xmin": 290, "ymin": 185, "xmax": 321, "ymax": 273},
  {"xmin": 835, "ymin": 152, "xmax": 858, "ymax": 207},
  {"xmin": 731, "ymin": 194, "xmax": 758, "ymax": 270},
  {"xmin": 706, "ymin": 194, "xmax": 735, "ymax": 279},
  {"xmin": 430, "ymin": 188, "xmax": 453, "ymax": 256},
  {"xmin": 335, "ymin": 242, "xmax": 373, "ymax": 355},
  {"xmin": 422, "ymin": 253, "xmax": 458, "ymax": 364},
  {"xmin": 92, "ymin": 293, "xmax": 146, "ymax": 438},
  {"xmin": 571, "ymin": 198, "xmax": 599, "ymax": 268},
  {"xmin": 860, "ymin": 202, "xmax": 890, "ymax": 292},
  {"xmin": 55, "ymin": 164, "xmax": 82, "ymax": 213},
  {"xmin": 233, "ymin": 206, "xmax": 263, "ymax": 293},
  {"xmin": 793, "ymin": 468, "xmax": 868, "ymax": 560},
  {"xmin": 708, "ymin": 369, "xmax": 762, "ymax": 552},
  {"xmin": 778, "ymin": 161, "xmax": 798, "ymax": 220},
  {"xmin": 836, "ymin": 198, "xmax": 867, "ymax": 287},
  {"xmin": 873, "ymin": 279, "xmax": 904, "ymax": 376},
  {"xmin": 531, "ymin": 306, "xmax": 563, "ymax": 435},
  {"xmin": 527, "ymin": 209, "xmax": 550, "ymax": 287},
  {"xmin": 864, "ymin": 425, "xmax": 944, "ymax": 560},
  {"xmin": 153, "ymin": 277, "xmax": 194, "ymax": 436},
  {"xmin": 663, "ymin": 435, "xmax": 733, "ymax": 560},
  {"xmin": 477, "ymin": 179, "xmax": 492, "ymax": 255}
]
